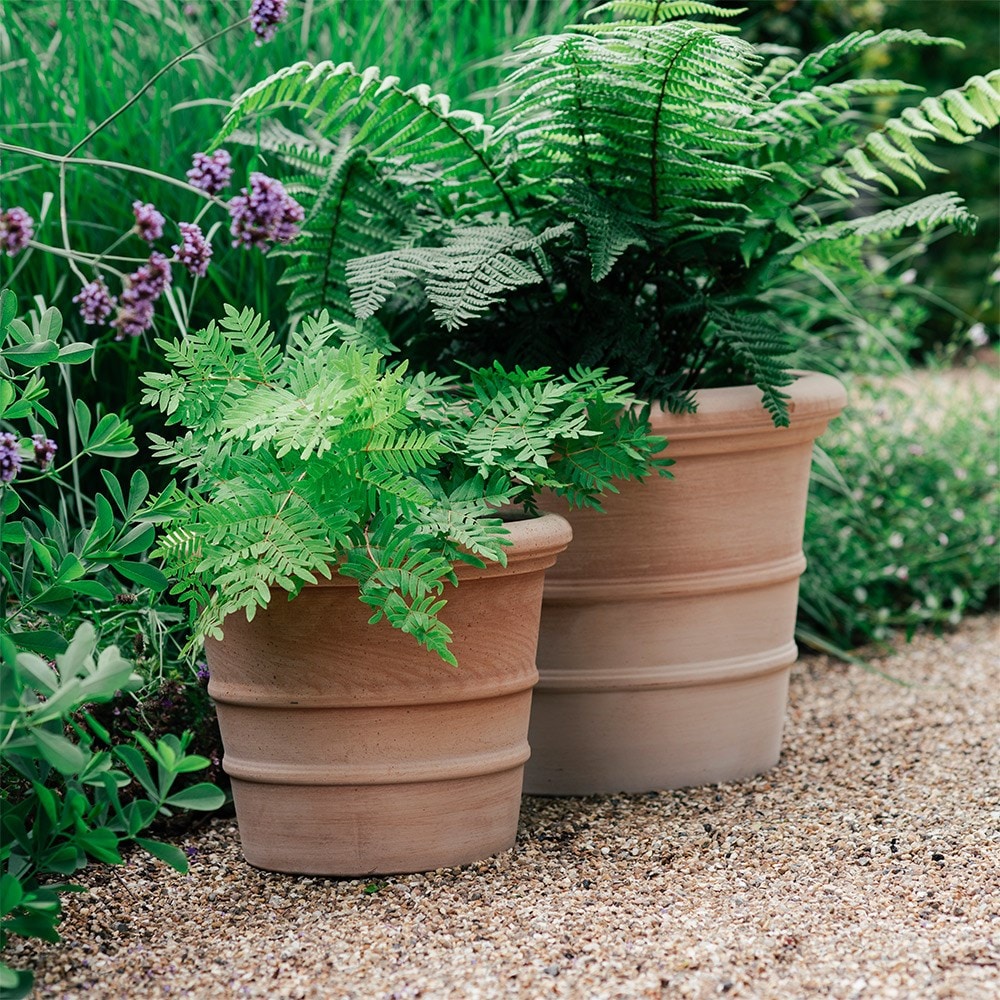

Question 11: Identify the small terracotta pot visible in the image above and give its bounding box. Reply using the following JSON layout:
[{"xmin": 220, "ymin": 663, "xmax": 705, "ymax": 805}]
[
  {"xmin": 525, "ymin": 373, "xmax": 847, "ymax": 795},
  {"xmin": 206, "ymin": 512, "xmax": 572, "ymax": 875}
]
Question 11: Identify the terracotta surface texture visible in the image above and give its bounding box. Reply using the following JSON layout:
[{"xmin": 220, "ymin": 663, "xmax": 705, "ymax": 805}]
[
  {"xmin": 528, "ymin": 373, "xmax": 848, "ymax": 794},
  {"xmin": 206, "ymin": 512, "xmax": 572, "ymax": 876}
]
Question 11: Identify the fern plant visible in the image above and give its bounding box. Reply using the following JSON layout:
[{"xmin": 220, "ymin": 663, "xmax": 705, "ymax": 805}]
[
  {"xmin": 208, "ymin": 5, "xmax": 998, "ymax": 427},
  {"xmin": 139, "ymin": 306, "xmax": 666, "ymax": 664}
]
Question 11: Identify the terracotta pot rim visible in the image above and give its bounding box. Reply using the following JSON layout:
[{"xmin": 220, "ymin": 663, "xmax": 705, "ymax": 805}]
[
  {"xmin": 646, "ymin": 370, "xmax": 846, "ymax": 427},
  {"xmin": 299, "ymin": 510, "xmax": 573, "ymax": 590}
]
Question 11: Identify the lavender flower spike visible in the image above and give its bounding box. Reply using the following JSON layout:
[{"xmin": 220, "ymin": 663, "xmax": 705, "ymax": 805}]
[
  {"xmin": 73, "ymin": 277, "xmax": 118, "ymax": 326},
  {"xmin": 187, "ymin": 149, "xmax": 233, "ymax": 196},
  {"xmin": 32, "ymin": 434, "xmax": 57, "ymax": 471},
  {"xmin": 133, "ymin": 201, "xmax": 165, "ymax": 242},
  {"xmin": 172, "ymin": 222, "xmax": 213, "ymax": 278},
  {"xmin": 111, "ymin": 251, "xmax": 173, "ymax": 340},
  {"xmin": 249, "ymin": 0, "xmax": 288, "ymax": 45},
  {"xmin": 228, "ymin": 172, "xmax": 304, "ymax": 252},
  {"xmin": 0, "ymin": 206, "xmax": 34, "ymax": 256},
  {"xmin": 0, "ymin": 432, "xmax": 22, "ymax": 483}
]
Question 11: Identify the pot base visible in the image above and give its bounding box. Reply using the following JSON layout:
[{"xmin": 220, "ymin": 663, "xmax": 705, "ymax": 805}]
[{"xmin": 232, "ymin": 767, "xmax": 526, "ymax": 876}]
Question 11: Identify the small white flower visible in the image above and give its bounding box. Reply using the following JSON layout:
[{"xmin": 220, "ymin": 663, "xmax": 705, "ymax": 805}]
[
  {"xmin": 967, "ymin": 322, "xmax": 988, "ymax": 347},
  {"xmin": 938, "ymin": 533, "xmax": 949, "ymax": 546},
  {"xmin": 899, "ymin": 268, "xmax": 918, "ymax": 285},
  {"xmin": 954, "ymin": 467, "xmax": 968, "ymax": 481},
  {"xmin": 921, "ymin": 497, "xmax": 934, "ymax": 508},
  {"xmin": 889, "ymin": 532, "xmax": 904, "ymax": 549},
  {"xmin": 951, "ymin": 508, "xmax": 966, "ymax": 522},
  {"xmin": 895, "ymin": 566, "xmax": 910, "ymax": 581}
]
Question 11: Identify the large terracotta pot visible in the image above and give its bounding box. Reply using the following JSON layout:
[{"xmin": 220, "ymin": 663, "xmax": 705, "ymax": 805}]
[
  {"xmin": 525, "ymin": 373, "xmax": 847, "ymax": 794},
  {"xmin": 205, "ymin": 512, "xmax": 572, "ymax": 875}
]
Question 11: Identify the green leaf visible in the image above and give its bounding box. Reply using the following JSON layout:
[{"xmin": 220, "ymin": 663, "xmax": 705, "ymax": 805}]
[
  {"xmin": 67, "ymin": 580, "xmax": 115, "ymax": 601},
  {"xmin": 115, "ymin": 524, "xmax": 155, "ymax": 557},
  {"xmin": 0, "ymin": 961, "xmax": 34, "ymax": 1000},
  {"xmin": 36, "ymin": 306, "xmax": 63, "ymax": 343},
  {"xmin": 133, "ymin": 838, "xmax": 189, "ymax": 873},
  {"xmin": 76, "ymin": 828, "xmax": 122, "ymax": 865},
  {"xmin": 113, "ymin": 745, "xmax": 158, "ymax": 798},
  {"xmin": 56, "ymin": 342, "xmax": 96, "ymax": 365},
  {"xmin": 55, "ymin": 553, "xmax": 87, "ymax": 584},
  {"xmin": 114, "ymin": 561, "xmax": 168, "ymax": 592},
  {"xmin": 14, "ymin": 652, "xmax": 59, "ymax": 695},
  {"xmin": 11, "ymin": 630, "xmax": 68, "ymax": 657},
  {"xmin": 164, "ymin": 783, "xmax": 226, "ymax": 812},
  {"xmin": 2, "ymin": 911, "xmax": 62, "ymax": 944},
  {"xmin": 31, "ymin": 728, "xmax": 89, "ymax": 775},
  {"xmin": 0, "ymin": 288, "xmax": 16, "ymax": 332},
  {"xmin": 0, "ymin": 379, "xmax": 14, "ymax": 418},
  {"xmin": 40, "ymin": 845, "xmax": 81, "ymax": 876},
  {"xmin": 0, "ymin": 876, "xmax": 24, "ymax": 919},
  {"xmin": 1, "ymin": 341, "xmax": 60, "ymax": 366}
]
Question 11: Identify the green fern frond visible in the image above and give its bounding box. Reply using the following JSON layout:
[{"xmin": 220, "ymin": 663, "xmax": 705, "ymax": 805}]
[
  {"xmin": 213, "ymin": 59, "xmax": 511, "ymax": 211},
  {"xmin": 584, "ymin": 1, "xmax": 744, "ymax": 28},
  {"xmin": 766, "ymin": 29, "xmax": 962, "ymax": 100},
  {"xmin": 346, "ymin": 224, "xmax": 573, "ymax": 330},
  {"xmin": 706, "ymin": 309, "xmax": 793, "ymax": 426},
  {"xmin": 498, "ymin": 24, "xmax": 769, "ymax": 219},
  {"xmin": 548, "ymin": 397, "xmax": 672, "ymax": 510},
  {"xmin": 841, "ymin": 193, "xmax": 977, "ymax": 241},
  {"xmin": 273, "ymin": 138, "xmax": 416, "ymax": 323},
  {"xmin": 823, "ymin": 70, "xmax": 1000, "ymax": 195}
]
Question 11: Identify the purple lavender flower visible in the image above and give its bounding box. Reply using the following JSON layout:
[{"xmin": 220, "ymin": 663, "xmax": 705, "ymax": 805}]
[
  {"xmin": 132, "ymin": 201, "xmax": 165, "ymax": 242},
  {"xmin": 111, "ymin": 252, "xmax": 173, "ymax": 340},
  {"xmin": 172, "ymin": 222, "xmax": 213, "ymax": 278},
  {"xmin": 73, "ymin": 276, "xmax": 118, "ymax": 326},
  {"xmin": 228, "ymin": 172, "xmax": 304, "ymax": 252},
  {"xmin": 186, "ymin": 149, "xmax": 234, "ymax": 196},
  {"xmin": 31, "ymin": 434, "xmax": 57, "ymax": 471},
  {"xmin": 195, "ymin": 662, "xmax": 210, "ymax": 683},
  {"xmin": 0, "ymin": 433, "xmax": 21, "ymax": 483},
  {"xmin": 0, "ymin": 206, "xmax": 34, "ymax": 256},
  {"xmin": 249, "ymin": 0, "xmax": 288, "ymax": 45}
]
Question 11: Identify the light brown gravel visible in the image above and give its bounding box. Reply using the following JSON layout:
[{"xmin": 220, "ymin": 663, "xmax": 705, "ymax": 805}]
[{"xmin": 6, "ymin": 614, "xmax": 999, "ymax": 1000}]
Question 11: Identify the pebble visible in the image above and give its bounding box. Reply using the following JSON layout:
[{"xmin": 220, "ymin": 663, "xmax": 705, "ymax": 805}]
[{"xmin": 4, "ymin": 614, "xmax": 998, "ymax": 999}]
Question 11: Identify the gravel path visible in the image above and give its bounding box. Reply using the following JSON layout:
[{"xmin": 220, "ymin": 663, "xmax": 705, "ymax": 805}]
[{"xmin": 6, "ymin": 614, "xmax": 999, "ymax": 1000}]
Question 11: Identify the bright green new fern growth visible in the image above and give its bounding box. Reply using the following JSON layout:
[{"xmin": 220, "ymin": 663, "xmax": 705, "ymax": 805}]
[{"xmin": 140, "ymin": 307, "xmax": 666, "ymax": 663}]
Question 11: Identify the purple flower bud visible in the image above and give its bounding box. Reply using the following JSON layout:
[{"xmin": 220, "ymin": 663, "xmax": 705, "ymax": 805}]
[
  {"xmin": 228, "ymin": 172, "xmax": 304, "ymax": 252},
  {"xmin": 0, "ymin": 206, "xmax": 34, "ymax": 256},
  {"xmin": 132, "ymin": 201, "xmax": 165, "ymax": 242},
  {"xmin": 31, "ymin": 434, "xmax": 57, "ymax": 471},
  {"xmin": 249, "ymin": 0, "xmax": 288, "ymax": 45},
  {"xmin": 187, "ymin": 149, "xmax": 234, "ymax": 196},
  {"xmin": 111, "ymin": 252, "xmax": 173, "ymax": 340},
  {"xmin": 0, "ymin": 432, "xmax": 22, "ymax": 483},
  {"xmin": 73, "ymin": 276, "xmax": 118, "ymax": 326},
  {"xmin": 172, "ymin": 222, "xmax": 213, "ymax": 278},
  {"xmin": 195, "ymin": 662, "xmax": 211, "ymax": 683}
]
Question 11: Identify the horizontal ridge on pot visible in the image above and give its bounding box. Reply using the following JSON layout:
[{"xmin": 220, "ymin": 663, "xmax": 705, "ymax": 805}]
[{"xmin": 526, "ymin": 374, "xmax": 846, "ymax": 795}]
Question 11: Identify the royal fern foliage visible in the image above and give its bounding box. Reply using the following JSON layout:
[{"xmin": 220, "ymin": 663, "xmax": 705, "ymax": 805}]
[
  {"xmin": 212, "ymin": 12, "xmax": 999, "ymax": 425},
  {"xmin": 140, "ymin": 308, "xmax": 665, "ymax": 663}
]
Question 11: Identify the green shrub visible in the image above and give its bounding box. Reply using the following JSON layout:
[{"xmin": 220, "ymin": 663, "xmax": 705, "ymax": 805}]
[
  {"xmin": 0, "ymin": 292, "xmax": 226, "ymax": 996},
  {"xmin": 800, "ymin": 369, "xmax": 999, "ymax": 649}
]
